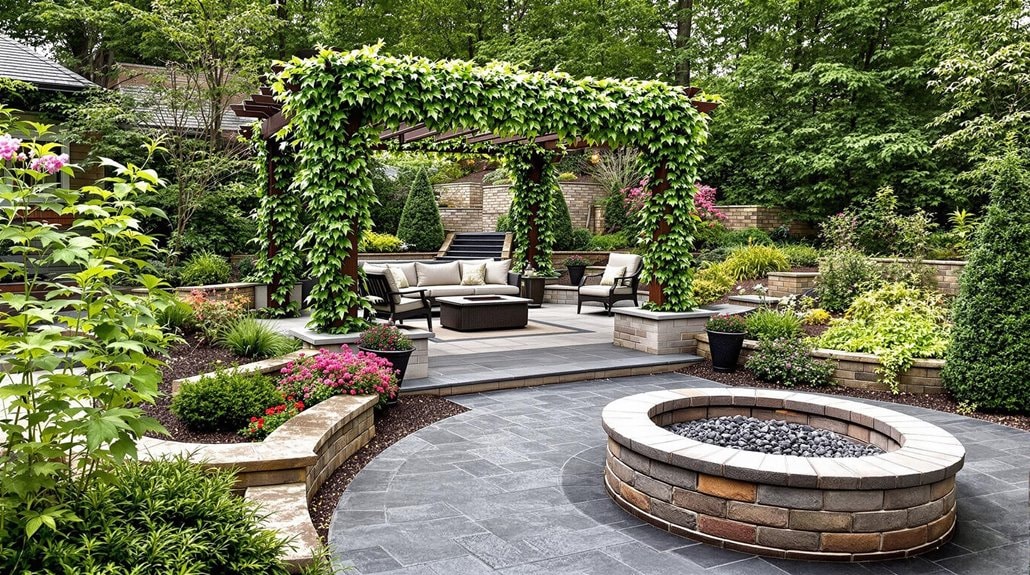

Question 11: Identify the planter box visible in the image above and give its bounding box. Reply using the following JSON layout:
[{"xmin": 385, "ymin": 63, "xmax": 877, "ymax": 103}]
[
  {"xmin": 612, "ymin": 306, "xmax": 741, "ymax": 355},
  {"xmin": 694, "ymin": 332, "xmax": 945, "ymax": 394}
]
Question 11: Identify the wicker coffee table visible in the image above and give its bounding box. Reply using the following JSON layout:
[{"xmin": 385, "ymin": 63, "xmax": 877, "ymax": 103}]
[{"xmin": 436, "ymin": 295, "xmax": 531, "ymax": 331}]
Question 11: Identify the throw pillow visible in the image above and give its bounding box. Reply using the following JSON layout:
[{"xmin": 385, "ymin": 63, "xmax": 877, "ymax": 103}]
[
  {"xmin": 485, "ymin": 259, "xmax": 512, "ymax": 285},
  {"xmin": 415, "ymin": 261, "xmax": 461, "ymax": 286},
  {"xmin": 599, "ymin": 265, "xmax": 626, "ymax": 286},
  {"xmin": 384, "ymin": 265, "xmax": 410, "ymax": 289},
  {"xmin": 460, "ymin": 263, "xmax": 487, "ymax": 286}
]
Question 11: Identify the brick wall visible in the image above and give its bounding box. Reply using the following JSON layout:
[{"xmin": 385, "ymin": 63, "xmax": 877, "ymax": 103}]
[
  {"xmin": 718, "ymin": 205, "xmax": 816, "ymax": 237},
  {"xmin": 439, "ymin": 208, "xmax": 481, "ymax": 233},
  {"xmin": 481, "ymin": 184, "xmax": 512, "ymax": 231},
  {"xmin": 872, "ymin": 258, "xmax": 966, "ymax": 296},
  {"xmin": 435, "ymin": 182, "xmax": 479, "ymax": 209},
  {"xmin": 766, "ymin": 272, "xmax": 819, "ymax": 297},
  {"xmin": 436, "ymin": 180, "xmax": 607, "ymax": 232}
]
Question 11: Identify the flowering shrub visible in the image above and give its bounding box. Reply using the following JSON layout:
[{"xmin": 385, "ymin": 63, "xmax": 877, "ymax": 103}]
[
  {"xmin": 746, "ymin": 338, "xmax": 834, "ymax": 387},
  {"xmin": 240, "ymin": 399, "xmax": 304, "ymax": 440},
  {"xmin": 706, "ymin": 313, "xmax": 747, "ymax": 333},
  {"xmin": 278, "ymin": 348, "xmax": 399, "ymax": 408},
  {"xmin": 694, "ymin": 184, "xmax": 726, "ymax": 222},
  {"xmin": 184, "ymin": 289, "xmax": 249, "ymax": 341},
  {"xmin": 358, "ymin": 323, "xmax": 413, "ymax": 351},
  {"xmin": 621, "ymin": 176, "xmax": 651, "ymax": 214}
]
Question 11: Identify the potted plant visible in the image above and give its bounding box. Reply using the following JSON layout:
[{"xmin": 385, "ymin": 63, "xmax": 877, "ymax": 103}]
[
  {"xmin": 358, "ymin": 323, "xmax": 415, "ymax": 400},
  {"xmin": 564, "ymin": 255, "xmax": 590, "ymax": 285},
  {"xmin": 706, "ymin": 314, "xmax": 748, "ymax": 373}
]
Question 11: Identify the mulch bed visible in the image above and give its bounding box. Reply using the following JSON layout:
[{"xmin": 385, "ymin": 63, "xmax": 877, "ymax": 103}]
[
  {"xmin": 308, "ymin": 396, "xmax": 469, "ymax": 540},
  {"xmin": 678, "ymin": 362, "xmax": 1030, "ymax": 432},
  {"xmin": 141, "ymin": 334, "xmax": 250, "ymax": 443}
]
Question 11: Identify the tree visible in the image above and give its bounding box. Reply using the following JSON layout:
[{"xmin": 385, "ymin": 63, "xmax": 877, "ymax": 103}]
[
  {"xmin": 553, "ymin": 192, "xmax": 574, "ymax": 250},
  {"xmin": 942, "ymin": 152, "xmax": 1030, "ymax": 412},
  {"xmin": 396, "ymin": 168, "xmax": 445, "ymax": 252}
]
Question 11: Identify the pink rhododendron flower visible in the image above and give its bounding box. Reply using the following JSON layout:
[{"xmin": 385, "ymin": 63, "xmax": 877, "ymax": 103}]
[
  {"xmin": 30, "ymin": 153, "xmax": 69, "ymax": 175},
  {"xmin": 0, "ymin": 134, "xmax": 21, "ymax": 161}
]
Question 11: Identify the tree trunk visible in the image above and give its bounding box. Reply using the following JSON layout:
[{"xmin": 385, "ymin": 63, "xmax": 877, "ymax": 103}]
[{"xmin": 673, "ymin": 0, "xmax": 694, "ymax": 86}]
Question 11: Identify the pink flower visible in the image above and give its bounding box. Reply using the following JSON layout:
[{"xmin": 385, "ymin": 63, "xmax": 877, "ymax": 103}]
[
  {"xmin": 0, "ymin": 134, "xmax": 21, "ymax": 161},
  {"xmin": 29, "ymin": 153, "xmax": 69, "ymax": 175}
]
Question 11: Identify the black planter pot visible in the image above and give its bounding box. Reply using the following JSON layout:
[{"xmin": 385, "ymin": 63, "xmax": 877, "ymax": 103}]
[
  {"xmin": 567, "ymin": 265, "xmax": 587, "ymax": 286},
  {"xmin": 358, "ymin": 347, "xmax": 414, "ymax": 405},
  {"xmin": 707, "ymin": 330, "xmax": 746, "ymax": 373}
]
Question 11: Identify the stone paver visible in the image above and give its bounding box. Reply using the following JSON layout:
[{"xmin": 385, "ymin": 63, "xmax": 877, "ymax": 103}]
[{"xmin": 330, "ymin": 373, "xmax": 1029, "ymax": 574}]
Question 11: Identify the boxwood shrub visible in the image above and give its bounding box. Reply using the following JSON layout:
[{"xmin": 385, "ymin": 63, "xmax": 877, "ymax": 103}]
[
  {"xmin": 171, "ymin": 371, "xmax": 282, "ymax": 432},
  {"xmin": 943, "ymin": 154, "xmax": 1030, "ymax": 413}
]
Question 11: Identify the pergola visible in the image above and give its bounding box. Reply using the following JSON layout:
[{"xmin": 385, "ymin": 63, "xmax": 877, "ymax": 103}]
[{"xmin": 234, "ymin": 47, "xmax": 718, "ymax": 334}]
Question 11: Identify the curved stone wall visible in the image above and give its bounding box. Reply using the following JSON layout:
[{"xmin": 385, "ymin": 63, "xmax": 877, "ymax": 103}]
[{"xmin": 601, "ymin": 388, "xmax": 964, "ymax": 561}]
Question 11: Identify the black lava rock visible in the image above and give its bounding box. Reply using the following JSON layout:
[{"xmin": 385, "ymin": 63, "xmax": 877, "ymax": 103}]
[{"xmin": 665, "ymin": 415, "xmax": 884, "ymax": 458}]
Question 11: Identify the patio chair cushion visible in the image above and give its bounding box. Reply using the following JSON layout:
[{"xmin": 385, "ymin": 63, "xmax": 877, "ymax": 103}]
[
  {"xmin": 372, "ymin": 296, "xmax": 426, "ymax": 313},
  {"xmin": 384, "ymin": 265, "xmax": 410, "ymax": 289},
  {"xmin": 391, "ymin": 262, "xmax": 418, "ymax": 287},
  {"xmin": 599, "ymin": 265, "xmax": 626, "ymax": 286},
  {"xmin": 415, "ymin": 285, "xmax": 475, "ymax": 298},
  {"xmin": 416, "ymin": 261, "xmax": 461, "ymax": 286},
  {"xmin": 608, "ymin": 252, "xmax": 643, "ymax": 275},
  {"xmin": 485, "ymin": 259, "xmax": 512, "ymax": 285},
  {"xmin": 473, "ymin": 284, "xmax": 520, "ymax": 296},
  {"xmin": 460, "ymin": 263, "xmax": 487, "ymax": 286},
  {"xmin": 580, "ymin": 285, "xmax": 634, "ymax": 297}
]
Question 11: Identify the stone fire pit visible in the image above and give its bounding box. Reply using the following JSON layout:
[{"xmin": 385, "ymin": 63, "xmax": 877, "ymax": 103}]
[{"xmin": 601, "ymin": 388, "xmax": 964, "ymax": 561}]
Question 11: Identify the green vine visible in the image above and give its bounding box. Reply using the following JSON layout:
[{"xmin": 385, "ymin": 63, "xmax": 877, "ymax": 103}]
[
  {"xmin": 266, "ymin": 44, "xmax": 713, "ymax": 330},
  {"xmin": 506, "ymin": 147, "xmax": 560, "ymax": 275},
  {"xmin": 251, "ymin": 130, "xmax": 303, "ymax": 317}
]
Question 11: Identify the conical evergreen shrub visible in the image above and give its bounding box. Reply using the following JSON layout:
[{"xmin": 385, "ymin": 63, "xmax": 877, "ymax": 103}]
[
  {"xmin": 553, "ymin": 192, "xmax": 574, "ymax": 250},
  {"xmin": 396, "ymin": 167, "xmax": 445, "ymax": 251},
  {"xmin": 942, "ymin": 153, "xmax": 1030, "ymax": 412}
]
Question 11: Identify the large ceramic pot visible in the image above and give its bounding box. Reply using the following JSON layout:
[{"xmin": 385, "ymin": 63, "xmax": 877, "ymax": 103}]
[
  {"xmin": 358, "ymin": 347, "xmax": 414, "ymax": 403},
  {"xmin": 567, "ymin": 264, "xmax": 587, "ymax": 286},
  {"xmin": 706, "ymin": 330, "xmax": 746, "ymax": 373}
]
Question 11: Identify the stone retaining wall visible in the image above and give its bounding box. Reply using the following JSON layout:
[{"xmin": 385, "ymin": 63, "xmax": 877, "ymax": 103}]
[
  {"xmin": 440, "ymin": 207, "xmax": 482, "ymax": 233},
  {"xmin": 694, "ymin": 333, "xmax": 945, "ymax": 394},
  {"xmin": 438, "ymin": 180, "xmax": 607, "ymax": 232},
  {"xmin": 872, "ymin": 258, "xmax": 966, "ymax": 296},
  {"xmin": 602, "ymin": 389, "xmax": 963, "ymax": 561},
  {"xmin": 717, "ymin": 205, "xmax": 816, "ymax": 237},
  {"xmin": 173, "ymin": 282, "xmax": 260, "ymax": 309},
  {"xmin": 766, "ymin": 272, "xmax": 819, "ymax": 298}
]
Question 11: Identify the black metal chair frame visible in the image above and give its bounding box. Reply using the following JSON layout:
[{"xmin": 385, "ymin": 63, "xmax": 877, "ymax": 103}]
[
  {"xmin": 576, "ymin": 267, "xmax": 641, "ymax": 315},
  {"xmin": 362, "ymin": 271, "xmax": 433, "ymax": 330}
]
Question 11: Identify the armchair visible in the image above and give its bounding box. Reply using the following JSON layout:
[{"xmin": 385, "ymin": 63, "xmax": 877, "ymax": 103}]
[
  {"xmin": 363, "ymin": 271, "xmax": 433, "ymax": 330},
  {"xmin": 576, "ymin": 252, "xmax": 643, "ymax": 315}
]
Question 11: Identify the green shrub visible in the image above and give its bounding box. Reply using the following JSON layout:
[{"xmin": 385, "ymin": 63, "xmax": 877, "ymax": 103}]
[
  {"xmin": 569, "ymin": 228, "xmax": 593, "ymax": 250},
  {"xmin": 722, "ymin": 227, "xmax": 773, "ymax": 246},
  {"xmin": 360, "ymin": 230, "xmax": 404, "ymax": 252},
  {"xmin": 695, "ymin": 220, "xmax": 731, "ymax": 250},
  {"xmin": 179, "ymin": 251, "xmax": 231, "ymax": 286},
  {"xmin": 587, "ymin": 232, "xmax": 631, "ymax": 251},
  {"xmin": 780, "ymin": 244, "xmax": 820, "ymax": 268},
  {"xmin": 698, "ymin": 246, "xmax": 734, "ymax": 264},
  {"xmin": 816, "ymin": 249, "xmax": 881, "ymax": 312},
  {"xmin": 746, "ymin": 337, "xmax": 834, "ymax": 387},
  {"xmin": 495, "ymin": 212, "xmax": 512, "ymax": 232},
  {"xmin": 553, "ymin": 194, "xmax": 575, "ymax": 250},
  {"xmin": 159, "ymin": 297, "xmax": 196, "ymax": 334},
  {"xmin": 943, "ymin": 154, "xmax": 1030, "ymax": 412},
  {"xmin": 219, "ymin": 318, "xmax": 300, "ymax": 359},
  {"xmin": 396, "ymin": 167, "xmax": 445, "ymax": 251},
  {"xmin": 184, "ymin": 290, "xmax": 250, "ymax": 342},
  {"xmin": 745, "ymin": 308, "xmax": 803, "ymax": 341},
  {"xmin": 20, "ymin": 457, "xmax": 293, "ymax": 574},
  {"xmin": 601, "ymin": 188, "xmax": 631, "ymax": 233},
  {"xmin": 817, "ymin": 283, "xmax": 950, "ymax": 392},
  {"xmin": 691, "ymin": 262, "xmax": 734, "ymax": 305},
  {"xmin": 722, "ymin": 244, "xmax": 789, "ymax": 280},
  {"xmin": 171, "ymin": 371, "xmax": 282, "ymax": 432}
]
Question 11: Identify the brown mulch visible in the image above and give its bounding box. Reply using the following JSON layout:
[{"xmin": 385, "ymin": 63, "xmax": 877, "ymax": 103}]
[
  {"xmin": 308, "ymin": 396, "xmax": 469, "ymax": 540},
  {"xmin": 678, "ymin": 362, "xmax": 1030, "ymax": 432},
  {"xmin": 141, "ymin": 334, "xmax": 250, "ymax": 443}
]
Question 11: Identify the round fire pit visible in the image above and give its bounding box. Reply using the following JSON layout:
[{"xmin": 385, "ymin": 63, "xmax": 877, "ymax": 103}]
[{"xmin": 601, "ymin": 388, "xmax": 964, "ymax": 561}]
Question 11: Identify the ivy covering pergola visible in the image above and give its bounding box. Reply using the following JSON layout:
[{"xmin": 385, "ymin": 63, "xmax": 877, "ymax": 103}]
[{"xmin": 236, "ymin": 45, "xmax": 717, "ymax": 334}]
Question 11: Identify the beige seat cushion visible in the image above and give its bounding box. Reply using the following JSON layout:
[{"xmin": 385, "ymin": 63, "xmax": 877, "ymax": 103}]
[
  {"xmin": 460, "ymin": 263, "xmax": 487, "ymax": 286},
  {"xmin": 384, "ymin": 265, "xmax": 410, "ymax": 289},
  {"xmin": 580, "ymin": 285, "xmax": 633, "ymax": 297},
  {"xmin": 423, "ymin": 285, "xmax": 475, "ymax": 298},
  {"xmin": 372, "ymin": 296, "xmax": 426, "ymax": 313},
  {"xmin": 608, "ymin": 252, "xmax": 642, "ymax": 275},
  {"xmin": 599, "ymin": 265, "xmax": 626, "ymax": 286},
  {"xmin": 473, "ymin": 284, "xmax": 520, "ymax": 296},
  {"xmin": 416, "ymin": 261, "xmax": 461, "ymax": 286},
  {"xmin": 393, "ymin": 262, "xmax": 418, "ymax": 287},
  {"xmin": 485, "ymin": 259, "xmax": 511, "ymax": 285}
]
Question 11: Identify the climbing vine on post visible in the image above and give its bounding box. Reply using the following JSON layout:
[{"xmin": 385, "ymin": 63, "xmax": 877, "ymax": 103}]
[
  {"xmin": 263, "ymin": 44, "xmax": 714, "ymax": 331},
  {"xmin": 251, "ymin": 131, "xmax": 303, "ymax": 317},
  {"xmin": 506, "ymin": 147, "xmax": 560, "ymax": 275}
]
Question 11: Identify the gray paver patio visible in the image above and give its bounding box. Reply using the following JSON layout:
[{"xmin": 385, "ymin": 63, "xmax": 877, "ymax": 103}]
[{"xmin": 329, "ymin": 373, "xmax": 1029, "ymax": 574}]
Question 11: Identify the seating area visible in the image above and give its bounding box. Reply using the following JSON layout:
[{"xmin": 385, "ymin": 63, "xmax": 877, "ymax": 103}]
[{"xmin": 577, "ymin": 252, "xmax": 644, "ymax": 315}]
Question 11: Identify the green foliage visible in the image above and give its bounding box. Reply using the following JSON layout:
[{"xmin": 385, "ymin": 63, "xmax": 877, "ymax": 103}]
[
  {"xmin": 943, "ymin": 153, "xmax": 1030, "ymax": 412},
  {"xmin": 853, "ymin": 187, "xmax": 937, "ymax": 257},
  {"xmin": 569, "ymin": 228, "xmax": 593, "ymax": 250},
  {"xmin": 722, "ymin": 228, "xmax": 772, "ymax": 247},
  {"xmin": 706, "ymin": 314, "xmax": 747, "ymax": 333},
  {"xmin": 721, "ymin": 244, "xmax": 789, "ymax": 280},
  {"xmin": 507, "ymin": 147, "xmax": 560, "ymax": 275},
  {"xmin": 158, "ymin": 297, "xmax": 196, "ymax": 334},
  {"xmin": 179, "ymin": 251, "xmax": 231, "ymax": 286},
  {"xmin": 171, "ymin": 371, "xmax": 282, "ymax": 432},
  {"xmin": 397, "ymin": 167, "xmax": 445, "ymax": 252},
  {"xmin": 183, "ymin": 290, "xmax": 250, "ymax": 342},
  {"xmin": 803, "ymin": 308, "xmax": 832, "ymax": 326},
  {"xmin": 360, "ymin": 231, "xmax": 404, "ymax": 253},
  {"xmin": 251, "ymin": 131, "xmax": 304, "ymax": 314},
  {"xmin": 552, "ymin": 193, "xmax": 575, "ymax": 251},
  {"xmin": 0, "ymin": 110, "xmax": 177, "ymax": 555},
  {"xmin": 746, "ymin": 338, "xmax": 835, "ymax": 388},
  {"xmin": 587, "ymin": 232, "xmax": 631, "ymax": 252},
  {"xmin": 691, "ymin": 262, "xmax": 734, "ymax": 305},
  {"xmin": 745, "ymin": 309, "xmax": 804, "ymax": 341},
  {"xmin": 12, "ymin": 457, "xmax": 293, "ymax": 574},
  {"xmin": 219, "ymin": 318, "xmax": 300, "ymax": 359},
  {"xmin": 818, "ymin": 283, "xmax": 950, "ymax": 392},
  {"xmin": 816, "ymin": 250, "xmax": 882, "ymax": 312},
  {"xmin": 780, "ymin": 244, "xmax": 821, "ymax": 268}
]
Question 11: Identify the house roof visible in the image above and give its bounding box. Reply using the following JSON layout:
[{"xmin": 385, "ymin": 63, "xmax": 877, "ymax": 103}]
[
  {"xmin": 120, "ymin": 85, "xmax": 254, "ymax": 134},
  {"xmin": 0, "ymin": 34, "xmax": 95, "ymax": 92}
]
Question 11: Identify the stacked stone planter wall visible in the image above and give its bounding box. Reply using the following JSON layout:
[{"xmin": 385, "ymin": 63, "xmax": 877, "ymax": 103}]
[
  {"xmin": 766, "ymin": 272, "xmax": 819, "ymax": 298},
  {"xmin": 717, "ymin": 205, "xmax": 816, "ymax": 237},
  {"xmin": 612, "ymin": 308, "xmax": 721, "ymax": 355},
  {"xmin": 602, "ymin": 388, "xmax": 963, "ymax": 561},
  {"xmin": 694, "ymin": 333, "xmax": 945, "ymax": 394}
]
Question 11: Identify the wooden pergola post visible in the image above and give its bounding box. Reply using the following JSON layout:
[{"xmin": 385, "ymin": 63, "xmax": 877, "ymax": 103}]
[
  {"xmin": 333, "ymin": 113, "xmax": 366, "ymax": 330},
  {"xmin": 264, "ymin": 135, "xmax": 285, "ymax": 309},
  {"xmin": 523, "ymin": 152, "xmax": 547, "ymax": 269},
  {"xmin": 649, "ymin": 163, "xmax": 671, "ymax": 307}
]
